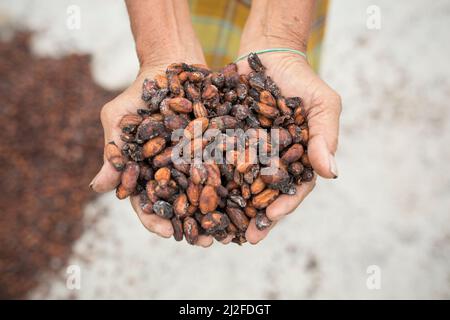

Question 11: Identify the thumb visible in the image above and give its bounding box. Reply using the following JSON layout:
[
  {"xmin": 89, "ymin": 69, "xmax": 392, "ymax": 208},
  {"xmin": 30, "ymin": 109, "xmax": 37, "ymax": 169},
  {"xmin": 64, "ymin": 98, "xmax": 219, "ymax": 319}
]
[{"xmin": 305, "ymin": 91, "xmax": 341, "ymax": 179}]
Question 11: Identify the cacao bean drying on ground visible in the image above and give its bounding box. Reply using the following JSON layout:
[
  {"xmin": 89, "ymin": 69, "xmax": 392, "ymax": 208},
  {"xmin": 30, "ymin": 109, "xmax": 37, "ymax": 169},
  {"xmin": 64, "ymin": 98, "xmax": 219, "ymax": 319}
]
[
  {"xmin": 108, "ymin": 53, "xmax": 314, "ymax": 245},
  {"xmin": 0, "ymin": 32, "xmax": 117, "ymax": 298}
]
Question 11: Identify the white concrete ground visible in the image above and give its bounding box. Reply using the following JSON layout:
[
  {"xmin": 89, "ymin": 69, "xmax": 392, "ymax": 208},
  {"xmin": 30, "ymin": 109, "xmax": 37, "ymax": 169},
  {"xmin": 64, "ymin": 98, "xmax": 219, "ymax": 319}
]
[{"xmin": 1, "ymin": 0, "xmax": 449, "ymax": 299}]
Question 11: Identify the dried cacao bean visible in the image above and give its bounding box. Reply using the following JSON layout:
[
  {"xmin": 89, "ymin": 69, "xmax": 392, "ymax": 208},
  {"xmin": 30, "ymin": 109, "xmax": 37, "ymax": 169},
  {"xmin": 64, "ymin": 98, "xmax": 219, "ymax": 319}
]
[
  {"xmin": 183, "ymin": 217, "xmax": 199, "ymax": 245},
  {"xmin": 255, "ymin": 212, "xmax": 272, "ymax": 231},
  {"xmin": 105, "ymin": 141, "xmax": 125, "ymax": 171},
  {"xmin": 171, "ymin": 217, "xmax": 184, "ymax": 241},
  {"xmin": 226, "ymin": 207, "xmax": 249, "ymax": 232},
  {"xmin": 153, "ymin": 200, "xmax": 174, "ymax": 219},
  {"xmin": 199, "ymin": 185, "xmax": 219, "ymax": 214}
]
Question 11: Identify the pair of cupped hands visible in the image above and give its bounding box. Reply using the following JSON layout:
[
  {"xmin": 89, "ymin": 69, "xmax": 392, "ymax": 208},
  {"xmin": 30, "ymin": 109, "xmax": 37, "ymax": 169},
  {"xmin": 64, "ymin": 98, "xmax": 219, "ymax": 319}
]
[{"xmin": 90, "ymin": 37, "xmax": 341, "ymax": 247}]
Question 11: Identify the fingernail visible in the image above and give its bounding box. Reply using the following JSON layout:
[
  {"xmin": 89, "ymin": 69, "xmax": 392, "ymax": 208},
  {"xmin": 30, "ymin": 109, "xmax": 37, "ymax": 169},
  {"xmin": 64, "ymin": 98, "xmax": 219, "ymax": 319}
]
[
  {"xmin": 89, "ymin": 174, "xmax": 98, "ymax": 189},
  {"xmin": 329, "ymin": 153, "xmax": 339, "ymax": 179}
]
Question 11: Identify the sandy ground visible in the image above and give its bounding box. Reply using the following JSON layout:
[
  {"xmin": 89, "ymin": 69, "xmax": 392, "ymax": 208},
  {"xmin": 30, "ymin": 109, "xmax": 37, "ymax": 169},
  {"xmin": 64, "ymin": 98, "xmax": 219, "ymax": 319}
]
[{"xmin": 1, "ymin": 0, "xmax": 449, "ymax": 299}]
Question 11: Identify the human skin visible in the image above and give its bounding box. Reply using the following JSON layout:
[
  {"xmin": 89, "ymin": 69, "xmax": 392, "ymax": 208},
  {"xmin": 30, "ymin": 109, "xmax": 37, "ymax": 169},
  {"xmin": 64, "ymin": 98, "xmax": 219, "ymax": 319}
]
[{"xmin": 91, "ymin": 0, "xmax": 341, "ymax": 247}]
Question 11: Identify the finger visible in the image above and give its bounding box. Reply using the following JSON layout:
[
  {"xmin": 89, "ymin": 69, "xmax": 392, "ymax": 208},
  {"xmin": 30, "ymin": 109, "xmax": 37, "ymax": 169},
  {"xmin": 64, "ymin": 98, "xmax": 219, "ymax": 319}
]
[
  {"xmin": 90, "ymin": 111, "xmax": 125, "ymax": 192},
  {"xmin": 130, "ymin": 195, "xmax": 174, "ymax": 238},
  {"xmin": 196, "ymin": 235, "xmax": 214, "ymax": 247},
  {"xmin": 245, "ymin": 218, "xmax": 277, "ymax": 245},
  {"xmin": 305, "ymin": 92, "xmax": 341, "ymax": 179},
  {"xmin": 266, "ymin": 178, "xmax": 316, "ymax": 221}
]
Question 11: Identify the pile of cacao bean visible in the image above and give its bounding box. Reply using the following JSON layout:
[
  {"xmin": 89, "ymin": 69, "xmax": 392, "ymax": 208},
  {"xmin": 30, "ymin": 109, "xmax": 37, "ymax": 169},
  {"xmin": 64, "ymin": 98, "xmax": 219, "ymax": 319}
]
[{"xmin": 106, "ymin": 53, "xmax": 313, "ymax": 245}]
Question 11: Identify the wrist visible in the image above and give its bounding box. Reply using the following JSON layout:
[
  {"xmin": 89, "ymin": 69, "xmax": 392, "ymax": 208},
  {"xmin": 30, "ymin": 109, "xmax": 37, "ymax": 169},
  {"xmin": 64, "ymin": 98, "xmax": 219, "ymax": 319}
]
[
  {"xmin": 136, "ymin": 42, "xmax": 182, "ymax": 70},
  {"xmin": 239, "ymin": 0, "xmax": 313, "ymax": 57},
  {"xmin": 127, "ymin": 0, "xmax": 205, "ymax": 70},
  {"xmin": 238, "ymin": 36, "xmax": 308, "ymax": 59},
  {"xmin": 137, "ymin": 40, "xmax": 205, "ymax": 71}
]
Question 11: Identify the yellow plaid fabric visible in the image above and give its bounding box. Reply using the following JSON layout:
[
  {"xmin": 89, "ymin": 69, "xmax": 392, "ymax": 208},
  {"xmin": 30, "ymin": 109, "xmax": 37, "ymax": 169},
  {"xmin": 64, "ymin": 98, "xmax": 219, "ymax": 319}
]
[{"xmin": 189, "ymin": 0, "xmax": 329, "ymax": 71}]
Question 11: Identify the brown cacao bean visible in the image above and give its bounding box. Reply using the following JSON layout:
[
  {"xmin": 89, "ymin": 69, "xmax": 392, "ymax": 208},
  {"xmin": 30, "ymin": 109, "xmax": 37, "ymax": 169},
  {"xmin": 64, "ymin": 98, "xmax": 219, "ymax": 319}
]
[
  {"xmin": 255, "ymin": 212, "xmax": 272, "ymax": 231},
  {"xmin": 142, "ymin": 136, "xmax": 166, "ymax": 158},
  {"xmin": 252, "ymin": 188, "xmax": 280, "ymax": 209},
  {"xmin": 199, "ymin": 185, "xmax": 219, "ymax": 214},
  {"xmin": 183, "ymin": 217, "xmax": 199, "ymax": 245},
  {"xmin": 154, "ymin": 167, "xmax": 171, "ymax": 187},
  {"xmin": 169, "ymin": 97, "xmax": 193, "ymax": 113},
  {"xmin": 171, "ymin": 217, "xmax": 184, "ymax": 241},
  {"xmin": 281, "ymin": 144, "xmax": 304, "ymax": 164},
  {"xmin": 190, "ymin": 163, "xmax": 208, "ymax": 185},
  {"xmin": 186, "ymin": 181, "xmax": 201, "ymax": 206},
  {"xmin": 116, "ymin": 184, "xmax": 130, "ymax": 200},
  {"xmin": 173, "ymin": 193, "xmax": 189, "ymax": 219},
  {"xmin": 200, "ymin": 211, "xmax": 230, "ymax": 234},
  {"xmin": 120, "ymin": 161, "xmax": 140, "ymax": 193},
  {"xmin": 139, "ymin": 191, "xmax": 153, "ymax": 214},
  {"xmin": 153, "ymin": 200, "xmax": 174, "ymax": 219},
  {"xmin": 152, "ymin": 147, "xmax": 173, "ymax": 167}
]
